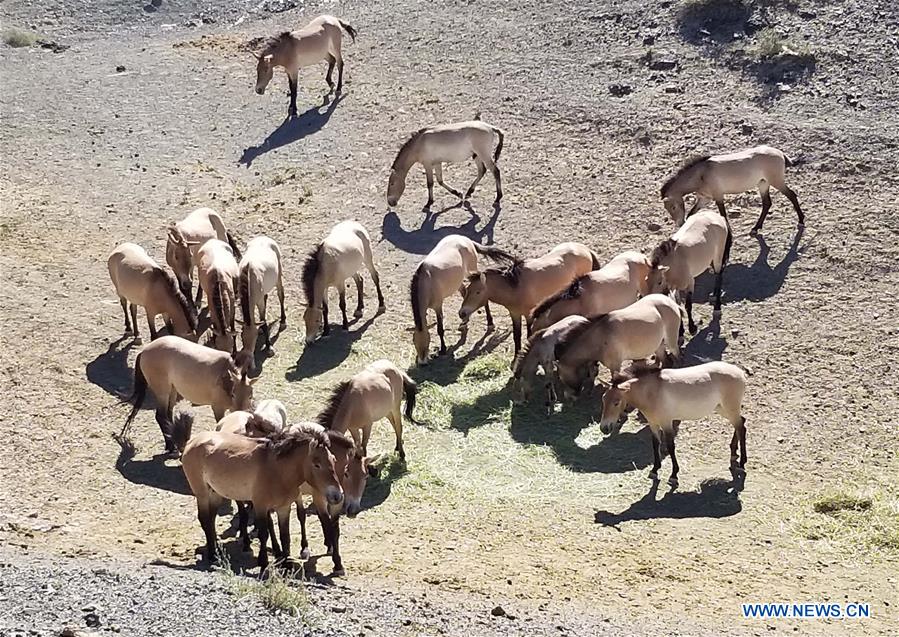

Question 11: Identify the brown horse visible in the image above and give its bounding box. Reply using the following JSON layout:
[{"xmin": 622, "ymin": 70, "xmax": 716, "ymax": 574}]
[
  {"xmin": 599, "ymin": 362, "xmax": 748, "ymax": 487},
  {"xmin": 660, "ymin": 145, "xmax": 803, "ymax": 234},
  {"xmin": 253, "ymin": 15, "xmax": 357, "ymax": 118},
  {"xmin": 166, "ymin": 207, "xmax": 240, "ymax": 307},
  {"xmin": 238, "ymin": 236, "xmax": 286, "ymax": 364},
  {"xmin": 459, "ymin": 242, "xmax": 598, "ymax": 356},
  {"xmin": 197, "ymin": 239, "xmax": 240, "ymax": 352},
  {"xmin": 107, "ymin": 242, "xmax": 198, "ymax": 343}
]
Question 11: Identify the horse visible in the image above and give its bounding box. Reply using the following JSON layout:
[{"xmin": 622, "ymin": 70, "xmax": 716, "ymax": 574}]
[
  {"xmin": 197, "ymin": 239, "xmax": 240, "ymax": 352},
  {"xmin": 253, "ymin": 15, "xmax": 357, "ymax": 118},
  {"xmin": 459, "ymin": 242, "xmax": 599, "ymax": 356},
  {"xmin": 387, "ymin": 118, "xmax": 505, "ymax": 209},
  {"xmin": 529, "ymin": 251, "xmax": 652, "ymax": 332},
  {"xmin": 646, "ymin": 209, "xmax": 732, "ymax": 335},
  {"xmin": 317, "ymin": 359, "xmax": 416, "ymax": 459},
  {"xmin": 121, "ymin": 336, "xmax": 256, "ymax": 453},
  {"xmin": 107, "ymin": 243, "xmax": 198, "ymax": 344},
  {"xmin": 302, "ymin": 220, "xmax": 384, "ymax": 344},
  {"xmin": 410, "ymin": 234, "xmax": 514, "ymax": 365},
  {"xmin": 181, "ymin": 426, "xmax": 344, "ymax": 575},
  {"xmin": 215, "ymin": 399, "xmax": 289, "ymax": 437},
  {"xmin": 238, "ymin": 236, "xmax": 286, "ymax": 364},
  {"xmin": 553, "ymin": 294, "xmax": 682, "ymax": 397},
  {"xmin": 660, "ymin": 145, "xmax": 804, "ymax": 234},
  {"xmin": 598, "ymin": 362, "xmax": 748, "ymax": 487},
  {"xmin": 166, "ymin": 208, "xmax": 241, "ymax": 306},
  {"xmin": 511, "ymin": 315, "xmax": 590, "ymax": 413}
]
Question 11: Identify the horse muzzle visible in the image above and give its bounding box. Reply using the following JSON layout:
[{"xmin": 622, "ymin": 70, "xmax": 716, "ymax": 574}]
[
  {"xmin": 343, "ymin": 499, "xmax": 362, "ymax": 518},
  {"xmin": 326, "ymin": 487, "xmax": 344, "ymax": 506},
  {"xmin": 458, "ymin": 308, "xmax": 472, "ymax": 321},
  {"xmin": 255, "ymin": 87, "xmax": 265, "ymax": 95}
]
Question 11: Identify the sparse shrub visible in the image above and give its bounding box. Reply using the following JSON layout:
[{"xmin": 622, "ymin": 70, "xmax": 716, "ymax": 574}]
[
  {"xmin": 232, "ymin": 569, "xmax": 311, "ymax": 618},
  {"xmin": 2, "ymin": 27, "xmax": 38, "ymax": 48},
  {"xmin": 813, "ymin": 492, "xmax": 872, "ymax": 514},
  {"xmin": 753, "ymin": 28, "xmax": 814, "ymax": 62},
  {"xmin": 799, "ymin": 488, "xmax": 899, "ymax": 555}
]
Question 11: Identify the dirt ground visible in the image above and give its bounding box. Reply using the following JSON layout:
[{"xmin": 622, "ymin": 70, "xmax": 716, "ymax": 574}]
[{"xmin": 1, "ymin": 0, "xmax": 898, "ymax": 635}]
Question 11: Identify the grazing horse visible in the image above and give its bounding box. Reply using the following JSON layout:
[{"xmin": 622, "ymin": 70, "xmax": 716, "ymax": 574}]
[
  {"xmin": 302, "ymin": 220, "xmax": 384, "ymax": 344},
  {"xmin": 553, "ymin": 294, "xmax": 682, "ymax": 397},
  {"xmin": 317, "ymin": 359, "xmax": 416, "ymax": 459},
  {"xmin": 197, "ymin": 239, "xmax": 240, "ymax": 352},
  {"xmin": 121, "ymin": 336, "xmax": 256, "ymax": 452},
  {"xmin": 660, "ymin": 145, "xmax": 803, "ymax": 234},
  {"xmin": 107, "ymin": 243, "xmax": 198, "ymax": 343},
  {"xmin": 181, "ymin": 427, "xmax": 344, "ymax": 575},
  {"xmin": 511, "ymin": 315, "xmax": 590, "ymax": 413},
  {"xmin": 599, "ymin": 362, "xmax": 748, "ymax": 487},
  {"xmin": 253, "ymin": 15, "xmax": 357, "ymax": 118},
  {"xmin": 459, "ymin": 242, "xmax": 599, "ymax": 356},
  {"xmin": 387, "ymin": 118, "xmax": 505, "ymax": 209},
  {"xmin": 238, "ymin": 236, "xmax": 286, "ymax": 363},
  {"xmin": 529, "ymin": 251, "xmax": 652, "ymax": 332},
  {"xmin": 216, "ymin": 399, "xmax": 289, "ymax": 437},
  {"xmin": 166, "ymin": 208, "xmax": 241, "ymax": 306},
  {"xmin": 410, "ymin": 234, "xmax": 514, "ymax": 365}
]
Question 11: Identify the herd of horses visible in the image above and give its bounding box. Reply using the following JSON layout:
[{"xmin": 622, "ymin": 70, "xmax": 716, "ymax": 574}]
[{"xmin": 108, "ymin": 15, "xmax": 805, "ymax": 578}]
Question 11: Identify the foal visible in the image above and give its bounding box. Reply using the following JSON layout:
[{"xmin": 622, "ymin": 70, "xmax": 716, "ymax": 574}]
[
  {"xmin": 387, "ymin": 118, "xmax": 505, "ymax": 209},
  {"xmin": 166, "ymin": 207, "xmax": 240, "ymax": 306},
  {"xmin": 646, "ymin": 209, "xmax": 731, "ymax": 335},
  {"xmin": 302, "ymin": 220, "xmax": 384, "ymax": 344},
  {"xmin": 238, "ymin": 236, "xmax": 286, "ymax": 363},
  {"xmin": 599, "ymin": 362, "xmax": 748, "ymax": 487},
  {"xmin": 107, "ymin": 242, "xmax": 198, "ymax": 343},
  {"xmin": 253, "ymin": 15, "xmax": 357, "ymax": 118},
  {"xmin": 459, "ymin": 242, "xmax": 598, "ymax": 356},
  {"xmin": 410, "ymin": 234, "xmax": 514, "ymax": 365},
  {"xmin": 197, "ymin": 239, "xmax": 240, "ymax": 352},
  {"xmin": 660, "ymin": 145, "xmax": 803, "ymax": 234}
]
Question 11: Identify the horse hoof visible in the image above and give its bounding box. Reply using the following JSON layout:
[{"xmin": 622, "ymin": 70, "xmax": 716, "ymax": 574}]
[
  {"xmin": 353, "ymin": 310, "xmax": 364, "ymax": 319},
  {"xmin": 668, "ymin": 477, "xmax": 679, "ymax": 488},
  {"xmin": 648, "ymin": 470, "xmax": 659, "ymax": 481},
  {"xmin": 133, "ymin": 336, "xmax": 143, "ymax": 345},
  {"xmin": 749, "ymin": 228, "xmax": 760, "ymax": 237},
  {"xmin": 486, "ymin": 323, "xmax": 495, "ymax": 333},
  {"xmin": 331, "ymin": 568, "xmax": 346, "ymax": 577},
  {"xmin": 300, "ymin": 548, "xmax": 311, "ymax": 559},
  {"xmin": 279, "ymin": 320, "xmax": 287, "ymax": 329}
]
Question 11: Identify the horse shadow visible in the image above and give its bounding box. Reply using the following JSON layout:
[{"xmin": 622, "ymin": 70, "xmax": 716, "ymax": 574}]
[
  {"xmin": 594, "ymin": 477, "xmax": 744, "ymax": 528},
  {"xmin": 246, "ymin": 321, "xmax": 287, "ymax": 379},
  {"xmin": 681, "ymin": 315, "xmax": 727, "ymax": 364},
  {"xmin": 86, "ymin": 337, "xmax": 137, "ymax": 401},
  {"xmin": 723, "ymin": 227, "xmax": 805, "ymax": 304},
  {"xmin": 115, "ymin": 444, "xmax": 190, "ymax": 496},
  {"xmin": 381, "ymin": 200, "xmax": 501, "ymax": 255},
  {"xmin": 284, "ymin": 315, "xmax": 377, "ymax": 381},
  {"xmin": 407, "ymin": 325, "xmax": 509, "ymax": 391},
  {"xmin": 239, "ymin": 94, "xmax": 344, "ymax": 167},
  {"xmin": 361, "ymin": 454, "xmax": 409, "ymax": 511}
]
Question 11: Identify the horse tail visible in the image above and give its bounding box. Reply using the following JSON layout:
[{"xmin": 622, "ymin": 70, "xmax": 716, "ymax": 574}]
[
  {"xmin": 238, "ymin": 265, "xmax": 252, "ymax": 325},
  {"xmin": 410, "ymin": 265, "xmax": 425, "ymax": 331},
  {"xmin": 473, "ymin": 242, "xmax": 515, "ymax": 265},
  {"xmin": 226, "ymin": 231, "xmax": 241, "ymax": 260},
  {"xmin": 211, "ymin": 274, "xmax": 231, "ymax": 336},
  {"xmin": 401, "ymin": 371, "xmax": 417, "ymax": 420},
  {"xmin": 590, "ymin": 251, "xmax": 601, "ymax": 270},
  {"xmin": 492, "ymin": 126, "xmax": 505, "ymax": 163},
  {"xmin": 170, "ymin": 408, "xmax": 195, "ymax": 453},
  {"xmin": 337, "ymin": 19, "xmax": 357, "ymax": 43},
  {"xmin": 121, "ymin": 352, "xmax": 147, "ymax": 438}
]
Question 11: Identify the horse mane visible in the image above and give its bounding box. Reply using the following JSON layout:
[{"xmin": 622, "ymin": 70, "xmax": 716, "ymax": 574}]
[
  {"xmin": 611, "ymin": 364, "xmax": 662, "ymax": 386},
  {"xmin": 317, "ymin": 380, "xmax": 352, "ymax": 429},
  {"xmin": 238, "ymin": 265, "xmax": 251, "ymax": 324},
  {"xmin": 660, "ymin": 155, "xmax": 710, "ymax": 198},
  {"xmin": 553, "ymin": 314, "xmax": 606, "ymax": 361},
  {"xmin": 324, "ymin": 429, "xmax": 355, "ymax": 453},
  {"xmin": 650, "ymin": 239, "xmax": 677, "ymax": 267},
  {"xmin": 259, "ymin": 31, "xmax": 293, "ymax": 56},
  {"xmin": 410, "ymin": 264, "xmax": 424, "ymax": 330},
  {"xmin": 266, "ymin": 426, "xmax": 326, "ymax": 458},
  {"xmin": 511, "ymin": 327, "xmax": 546, "ymax": 379},
  {"xmin": 392, "ymin": 128, "xmax": 429, "ymax": 170},
  {"xmin": 530, "ymin": 274, "xmax": 586, "ymax": 322},
  {"xmin": 302, "ymin": 243, "xmax": 322, "ymax": 306},
  {"xmin": 156, "ymin": 268, "xmax": 197, "ymax": 332},
  {"xmin": 482, "ymin": 257, "xmax": 525, "ymax": 286}
]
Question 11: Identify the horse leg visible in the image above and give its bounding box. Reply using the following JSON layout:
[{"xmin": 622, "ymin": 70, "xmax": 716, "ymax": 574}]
[
  {"xmin": 255, "ymin": 507, "xmax": 271, "ymax": 577},
  {"xmin": 130, "ymin": 304, "xmax": 141, "ymax": 343},
  {"xmin": 319, "ymin": 512, "xmax": 344, "ymax": 576},
  {"xmin": 194, "ymin": 284, "xmax": 203, "ymax": 311},
  {"xmin": 352, "ymin": 273, "xmax": 364, "ymax": 318},
  {"xmin": 266, "ymin": 512, "xmax": 282, "ymax": 559},
  {"xmin": 424, "ymin": 165, "xmax": 435, "ymax": 209},
  {"xmin": 738, "ymin": 416, "xmax": 748, "ymax": 469},
  {"xmin": 684, "ymin": 290, "xmax": 697, "ymax": 335},
  {"xmin": 388, "ymin": 410, "xmax": 405, "ymax": 460},
  {"xmin": 146, "ymin": 313, "xmax": 158, "ymax": 341},
  {"xmin": 512, "ymin": 314, "xmax": 523, "ymax": 355},
  {"xmin": 715, "ymin": 199, "xmax": 727, "ymax": 218},
  {"xmin": 484, "ymin": 302, "xmax": 494, "ymax": 329},
  {"xmin": 780, "ymin": 185, "xmax": 804, "ymax": 226},
  {"xmin": 464, "ymin": 157, "xmax": 487, "ymax": 200},
  {"xmin": 480, "ymin": 155, "xmax": 503, "ymax": 204},
  {"xmin": 649, "ymin": 429, "xmax": 662, "ymax": 482},
  {"xmin": 434, "ymin": 163, "xmax": 462, "ymax": 198},
  {"xmin": 198, "ymin": 500, "xmax": 220, "ymax": 565},
  {"xmin": 335, "ymin": 53, "xmax": 345, "ymax": 95},
  {"xmin": 322, "ymin": 298, "xmax": 330, "ymax": 336},
  {"xmin": 436, "ymin": 307, "xmax": 447, "ymax": 354},
  {"xmin": 666, "ymin": 424, "xmax": 680, "ymax": 487},
  {"xmin": 325, "ymin": 54, "xmax": 336, "ymax": 94},
  {"xmin": 277, "ymin": 273, "xmax": 286, "ymax": 327},
  {"xmin": 154, "ymin": 406, "xmax": 175, "ymax": 453},
  {"xmin": 287, "ymin": 72, "xmax": 299, "ymax": 118},
  {"xmin": 275, "ymin": 505, "xmax": 291, "ymax": 559},
  {"xmin": 120, "ymin": 299, "xmax": 133, "ymax": 335},
  {"xmin": 236, "ymin": 501, "xmax": 251, "ymax": 551},
  {"xmin": 296, "ymin": 499, "xmax": 311, "ymax": 559},
  {"xmin": 259, "ymin": 296, "xmax": 272, "ymax": 350},
  {"xmin": 750, "ymin": 182, "xmax": 772, "ymax": 236},
  {"xmin": 337, "ymin": 282, "xmax": 349, "ymax": 329},
  {"xmin": 360, "ymin": 240, "xmax": 385, "ymax": 310}
]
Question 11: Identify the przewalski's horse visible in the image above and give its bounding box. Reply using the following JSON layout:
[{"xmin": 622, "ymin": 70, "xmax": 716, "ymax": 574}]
[
  {"xmin": 317, "ymin": 359, "xmax": 416, "ymax": 459},
  {"xmin": 553, "ymin": 294, "xmax": 682, "ymax": 397},
  {"xmin": 529, "ymin": 251, "xmax": 652, "ymax": 332},
  {"xmin": 459, "ymin": 242, "xmax": 599, "ymax": 357},
  {"xmin": 197, "ymin": 239, "xmax": 240, "ymax": 353},
  {"xmin": 121, "ymin": 336, "xmax": 256, "ymax": 453},
  {"xmin": 302, "ymin": 220, "xmax": 384, "ymax": 344},
  {"xmin": 660, "ymin": 145, "xmax": 804, "ymax": 234},
  {"xmin": 599, "ymin": 362, "xmax": 748, "ymax": 487},
  {"xmin": 108, "ymin": 243, "xmax": 198, "ymax": 344},
  {"xmin": 387, "ymin": 118, "xmax": 505, "ymax": 209},
  {"xmin": 238, "ymin": 236, "xmax": 286, "ymax": 363},
  {"xmin": 166, "ymin": 208, "xmax": 241, "ymax": 306},
  {"xmin": 253, "ymin": 15, "xmax": 357, "ymax": 118},
  {"xmin": 181, "ymin": 426, "xmax": 344, "ymax": 575},
  {"xmin": 215, "ymin": 399, "xmax": 289, "ymax": 437},
  {"xmin": 646, "ymin": 209, "xmax": 732, "ymax": 335},
  {"xmin": 511, "ymin": 315, "xmax": 590, "ymax": 413},
  {"xmin": 410, "ymin": 234, "xmax": 514, "ymax": 365}
]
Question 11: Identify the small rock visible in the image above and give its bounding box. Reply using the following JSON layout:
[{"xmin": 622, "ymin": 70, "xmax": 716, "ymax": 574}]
[
  {"xmin": 731, "ymin": 329, "xmax": 740, "ymax": 338},
  {"xmin": 401, "ymin": 619, "xmax": 412, "ymax": 626},
  {"xmin": 647, "ymin": 222, "xmax": 662, "ymax": 232},
  {"xmin": 740, "ymin": 123, "xmax": 754, "ymax": 135},
  {"xmin": 642, "ymin": 34, "xmax": 655, "ymax": 46},
  {"xmin": 331, "ymin": 605, "xmax": 347, "ymax": 614},
  {"xmin": 115, "ymin": 65, "xmax": 126, "ymax": 73},
  {"xmin": 608, "ymin": 83, "xmax": 632, "ymax": 97},
  {"xmin": 649, "ymin": 58, "xmax": 677, "ymax": 71},
  {"xmin": 84, "ymin": 613, "xmax": 101, "ymax": 628},
  {"xmin": 491, "ymin": 606, "xmax": 507, "ymax": 617},
  {"xmin": 151, "ymin": 0, "xmax": 162, "ymax": 6},
  {"xmin": 777, "ymin": 437, "xmax": 785, "ymax": 444},
  {"xmin": 663, "ymin": 85, "xmax": 683, "ymax": 94}
]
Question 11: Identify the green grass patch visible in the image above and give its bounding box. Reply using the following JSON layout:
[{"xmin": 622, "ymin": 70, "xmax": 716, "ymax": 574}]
[
  {"xmin": 230, "ymin": 569, "xmax": 314, "ymax": 619},
  {"xmin": 753, "ymin": 28, "xmax": 815, "ymax": 62},
  {"xmin": 2, "ymin": 27, "xmax": 38, "ymax": 48}
]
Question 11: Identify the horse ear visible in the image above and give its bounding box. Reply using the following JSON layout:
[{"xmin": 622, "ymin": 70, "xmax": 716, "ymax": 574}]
[
  {"xmin": 657, "ymin": 265, "xmax": 670, "ymax": 273},
  {"xmin": 263, "ymin": 54, "xmax": 274, "ymax": 63},
  {"xmin": 247, "ymin": 376, "xmax": 260, "ymax": 386},
  {"xmin": 617, "ymin": 379, "xmax": 637, "ymax": 393},
  {"xmin": 220, "ymin": 371, "xmax": 236, "ymax": 393},
  {"xmin": 364, "ymin": 458, "xmax": 379, "ymax": 478},
  {"xmin": 251, "ymin": 50, "xmax": 261, "ymax": 60}
]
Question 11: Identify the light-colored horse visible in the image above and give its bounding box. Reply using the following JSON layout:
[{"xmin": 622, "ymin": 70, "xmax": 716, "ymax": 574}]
[
  {"xmin": 387, "ymin": 119, "xmax": 505, "ymax": 209},
  {"xmin": 317, "ymin": 359, "xmax": 416, "ymax": 459},
  {"xmin": 107, "ymin": 242, "xmax": 198, "ymax": 343},
  {"xmin": 238, "ymin": 236, "xmax": 286, "ymax": 363},
  {"xmin": 302, "ymin": 221, "xmax": 384, "ymax": 344},
  {"xmin": 529, "ymin": 250, "xmax": 652, "ymax": 332},
  {"xmin": 253, "ymin": 15, "xmax": 357, "ymax": 118},
  {"xmin": 181, "ymin": 427, "xmax": 344, "ymax": 574},
  {"xmin": 660, "ymin": 145, "xmax": 803, "ymax": 233},
  {"xmin": 216, "ymin": 399, "xmax": 289, "ymax": 437},
  {"xmin": 553, "ymin": 294, "xmax": 682, "ymax": 397},
  {"xmin": 197, "ymin": 239, "xmax": 240, "ymax": 352},
  {"xmin": 121, "ymin": 336, "xmax": 256, "ymax": 453},
  {"xmin": 599, "ymin": 362, "xmax": 748, "ymax": 487},
  {"xmin": 411, "ymin": 234, "xmax": 514, "ymax": 365},
  {"xmin": 646, "ymin": 209, "xmax": 731, "ymax": 335},
  {"xmin": 166, "ymin": 207, "xmax": 240, "ymax": 306},
  {"xmin": 459, "ymin": 242, "xmax": 598, "ymax": 356}
]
